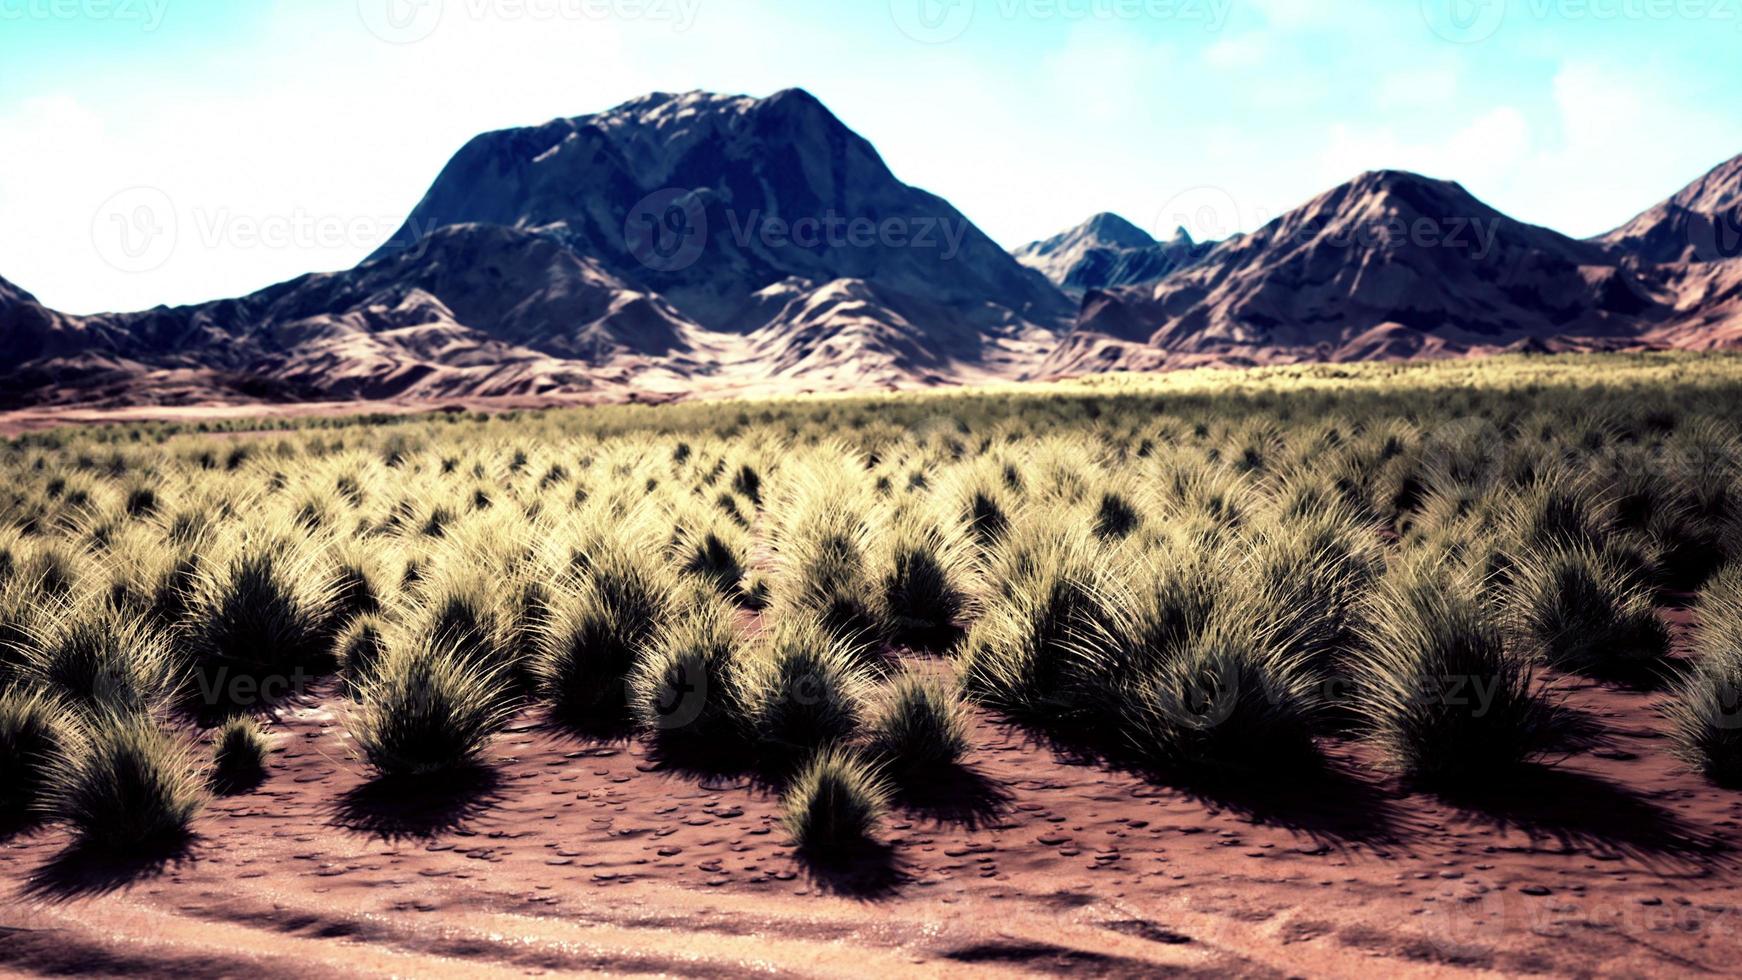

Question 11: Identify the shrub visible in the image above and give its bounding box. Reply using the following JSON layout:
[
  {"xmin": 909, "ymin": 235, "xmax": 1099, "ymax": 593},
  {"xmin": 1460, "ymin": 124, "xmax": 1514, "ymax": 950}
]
[
  {"xmin": 335, "ymin": 613, "xmax": 391, "ymax": 697},
  {"xmin": 402, "ymin": 565, "xmax": 511, "ymax": 671},
  {"xmin": 210, "ymin": 716, "xmax": 271, "ymax": 791},
  {"xmin": 875, "ymin": 508, "xmax": 973, "ymax": 650},
  {"xmin": 349, "ymin": 639, "xmax": 512, "ymax": 778},
  {"xmin": 629, "ymin": 592, "xmax": 747, "ymax": 753},
  {"xmin": 1504, "ymin": 470, "xmax": 1610, "ymax": 554},
  {"xmin": 1667, "ymin": 566, "xmax": 1742, "ymax": 783},
  {"xmin": 769, "ymin": 455, "xmax": 887, "ymax": 648},
  {"xmin": 0, "ymin": 689, "xmax": 64, "ymax": 817},
  {"xmin": 958, "ymin": 522, "xmax": 1111, "ymax": 720},
  {"xmin": 534, "ymin": 547, "xmax": 675, "ymax": 725},
  {"xmin": 1506, "ymin": 543, "xmax": 1671, "ymax": 676},
  {"xmin": 184, "ymin": 535, "xmax": 338, "ymax": 713},
  {"xmin": 1354, "ymin": 562, "xmax": 1549, "ymax": 785},
  {"xmin": 780, "ymin": 746, "xmax": 890, "ymax": 853},
  {"xmin": 19, "ymin": 603, "xmax": 181, "ymax": 714},
  {"xmin": 47, "ymin": 711, "xmax": 205, "ymax": 851},
  {"xmin": 865, "ymin": 670, "xmax": 969, "ymax": 775},
  {"xmin": 327, "ymin": 539, "xmax": 391, "ymax": 623},
  {"xmin": 1243, "ymin": 508, "xmax": 1382, "ymax": 676},
  {"xmin": 1105, "ymin": 591, "xmax": 1323, "ymax": 773},
  {"xmin": 743, "ymin": 617, "xmax": 868, "ymax": 766}
]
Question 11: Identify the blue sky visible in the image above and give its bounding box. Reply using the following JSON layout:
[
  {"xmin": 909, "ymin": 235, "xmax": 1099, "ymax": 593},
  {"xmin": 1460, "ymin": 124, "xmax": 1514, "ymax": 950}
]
[{"xmin": 2, "ymin": 0, "xmax": 1739, "ymax": 313}]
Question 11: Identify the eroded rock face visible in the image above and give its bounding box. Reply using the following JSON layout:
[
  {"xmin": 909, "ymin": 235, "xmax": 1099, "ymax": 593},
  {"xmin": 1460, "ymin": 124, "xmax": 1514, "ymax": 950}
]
[
  {"xmin": 0, "ymin": 89, "xmax": 1074, "ymax": 407},
  {"xmin": 1598, "ymin": 154, "xmax": 1742, "ymax": 265},
  {"xmin": 2, "ymin": 103, "xmax": 1740, "ymax": 407},
  {"xmin": 1046, "ymin": 167, "xmax": 1742, "ymax": 377},
  {"xmin": 1015, "ymin": 213, "xmax": 1213, "ymax": 299}
]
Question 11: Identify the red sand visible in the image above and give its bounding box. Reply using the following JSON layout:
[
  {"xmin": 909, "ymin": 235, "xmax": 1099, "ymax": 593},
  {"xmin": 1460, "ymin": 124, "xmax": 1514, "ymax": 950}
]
[{"xmin": 3, "ymin": 638, "xmax": 1740, "ymax": 978}]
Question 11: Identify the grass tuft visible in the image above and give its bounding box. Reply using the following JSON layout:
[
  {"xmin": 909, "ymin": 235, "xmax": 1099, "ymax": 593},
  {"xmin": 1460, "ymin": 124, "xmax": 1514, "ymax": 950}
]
[
  {"xmin": 1355, "ymin": 562, "xmax": 1550, "ymax": 785},
  {"xmin": 780, "ymin": 746, "xmax": 890, "ymax": 853},
  {"xmin": 349, "ymin": 639, "xmax": 513, "ymax": 778},
  {"xmin": 210, "ymin": 716, "xmax": 272, "ymax": 791},
  {"xmin": 46, "ymin": 711, "xmax": 206, "ymax": 851},
  {"xmin": 865, "ymin": 670, "xmax": 970, "ymax": 775}
]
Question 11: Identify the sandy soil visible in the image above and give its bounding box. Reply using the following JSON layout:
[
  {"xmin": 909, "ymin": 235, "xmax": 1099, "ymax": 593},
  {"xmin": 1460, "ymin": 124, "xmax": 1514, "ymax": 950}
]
[{"xmin": 3, "ymin": 627, "xmax": 1740, "ymax": 979}]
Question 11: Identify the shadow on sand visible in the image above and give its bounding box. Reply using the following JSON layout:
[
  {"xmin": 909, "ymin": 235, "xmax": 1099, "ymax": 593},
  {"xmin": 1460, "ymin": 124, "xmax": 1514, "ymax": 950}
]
[
  {"xmin": 1435, "ymin": 764, "xmax": 1733, "ymax": 871},
  {"xmin": 329, "ymin": 766, "xmax": 504, "ymax": 842},
  {"xmin": 887, "ymin": 762, "xmax": 1015, "ymax": 832},
  {"xmin": 793, "ymin": 840, "xmax": 912, "ymax": 899},
  {"xmin": 21, "ymin": 833, "xmax": 196, "ymax": 903},
  {"xmin": 1015, "ymin": 719, "xmax": 1420, "ymax": 857}
]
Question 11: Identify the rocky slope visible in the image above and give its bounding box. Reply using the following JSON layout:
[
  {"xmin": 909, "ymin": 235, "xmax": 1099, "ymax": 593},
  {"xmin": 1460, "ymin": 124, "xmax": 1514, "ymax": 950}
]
[
  {"xmin": 1045, "ymin": 169, "xmax": 1727, "ymax": 375},
  {"xmin": 1014, "ymin": 212, "xmax": 1212, "ymax": 298},
  {"xmin": 1597, "ymin": 153, "xmax": 1742, "ymax": 264},
  {"xmin": 0, "ymin": 90, "xmax": 1073, "ymax": 407},
  {"xmin": 377, "ymin": 88, "xmax": 1070, "ymax": 348},
  {"xmin": 3, "ymin": 97, "xmax": 1741, "ymax": 407}
]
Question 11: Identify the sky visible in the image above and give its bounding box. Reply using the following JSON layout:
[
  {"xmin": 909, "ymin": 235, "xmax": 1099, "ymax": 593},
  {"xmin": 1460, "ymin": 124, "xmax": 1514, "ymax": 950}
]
[{"xmin": 1, "ymin": 0, "xmax": 1739, "ymax": 314}]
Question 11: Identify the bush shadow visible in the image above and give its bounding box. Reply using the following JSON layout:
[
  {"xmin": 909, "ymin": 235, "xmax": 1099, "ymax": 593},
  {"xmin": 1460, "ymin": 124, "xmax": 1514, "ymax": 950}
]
[
  {"xmin": 887, "ymin": 762, "xmax": 1014, "ymax": 831},
  {"xmin": 21, "ymin": 833, "xmax": 195, "ymax": 903},
  {"xmin": 1012, "ymin": 719, "xmax": 1416, "ymax": 855},
  {"xmin": 329, "ymin": 766, "xmax": 503, "ymax": 842},
  {"xmin": 1434, "ymin": 764, "xmax": 1732, "ymax": 871},
  {"xmin": 793, "ymin": 840, "xmax": 911, "ymax": 900}
]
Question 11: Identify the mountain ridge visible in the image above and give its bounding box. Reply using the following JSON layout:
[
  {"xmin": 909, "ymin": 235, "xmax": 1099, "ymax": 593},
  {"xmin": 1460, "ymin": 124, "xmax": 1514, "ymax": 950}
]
[{"xmin": 2, "ymin": 91, "xmax": 1741, "ymax": 409}]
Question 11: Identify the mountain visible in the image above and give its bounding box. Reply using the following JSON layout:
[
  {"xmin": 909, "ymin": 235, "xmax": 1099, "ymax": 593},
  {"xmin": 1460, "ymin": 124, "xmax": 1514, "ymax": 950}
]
[
  {"xmin": 1045, "ymin": 170, "xmax": 1684, "ymax": 375},
  {"xmin": 1014, "ymin": 213, "xmax": 1213, "ymax": 298},
  {"xmin": 0, "ymin": 89, "xmax": 1073, "ymax": 408},
  {"xmin": 378, "ymin": 89, "xmax": 1070, "ymax": 343},
  {"xmin": 1598, "ymin": 153, "xmax": 1742, "ymax": 264},
  {"xmin": 4, "ymin": 102, "xmax": 1742, "ymax": 410}
]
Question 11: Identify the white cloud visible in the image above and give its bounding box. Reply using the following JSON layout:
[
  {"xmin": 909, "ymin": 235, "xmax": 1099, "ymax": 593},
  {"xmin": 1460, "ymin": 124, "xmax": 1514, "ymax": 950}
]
[{"xmin": 1374, "ymin": 65, "xmax": 1461, "ymax": 111}]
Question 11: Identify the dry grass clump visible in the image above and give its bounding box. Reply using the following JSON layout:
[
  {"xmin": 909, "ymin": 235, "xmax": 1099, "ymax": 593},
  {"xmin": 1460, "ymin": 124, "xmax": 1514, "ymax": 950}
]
[
  {"xmin": 865, "ymin": 670, "xmax": 970, "ymax": 775},
  {"xmin": 534, "ymin": 533, "xmax": 676, "ymax": 725},
  {"xmin": 780, "ymin": 746, "xmax": 890, "ymax": 853},
  {"xmin": 1505, "ymin": 543, "xmax": 1671, "ymax": 677},
  {"xmin": 1085, "ymin": 542, "xmax": 1324, "ymax": 772},
  {"xmin": 183, "ymin": 528, "xmax": 339, "ymax": 713},
  {"xmin": 45, "ymin": 710, "xmax": 206, "ymax": 851},
  {"xmin": 349, "ymin": 638, "xmax": 513, "ymax": 778},
  {"xmin": 742, "ymin": 616, "xmax": 869, "ymax": 767},
  {"xmin": 629, "ymin": 590, "xmax": 749, "ymax": 753},
  {"xmin": 768, "ymin": 453, "xmax": 887, "ymax": 648},
  {"xmin": 875, "ymin": 506, "xmax": 974, "ymax": 650},
  {"xmin": 1667, "ymin": 565, "xmax": 1742, "ymax": 784},
  {"xmin": 1354, "ymin": 561, "xmax": 1550, "ymax": 785},
  {"xmin": 0, "ymin": 688, "xmax": 65, "ymax": 817},
  {"xmin": 335, "ymin": 613, "xmax": 391, "ymax": 696},
  {"xmin": 957, "ymin": 520, "xmax": 1111, "ymax": 720},
  {"xmin": 18, "ymin": 602, "xmax": 181, "ymax": 714},
  {"xmin": 209, "ymin": 716, "xmax": 272, "ymax": 791}
]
